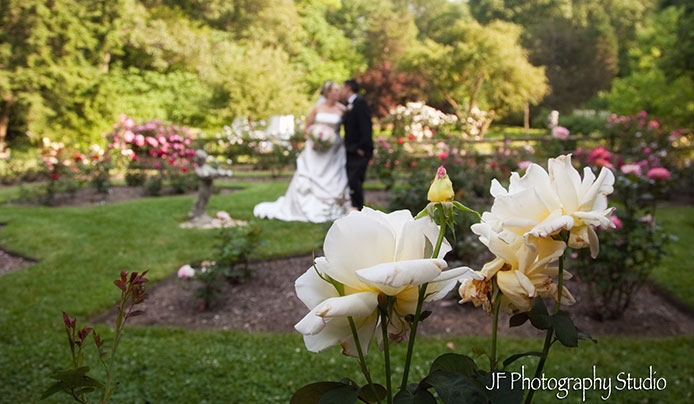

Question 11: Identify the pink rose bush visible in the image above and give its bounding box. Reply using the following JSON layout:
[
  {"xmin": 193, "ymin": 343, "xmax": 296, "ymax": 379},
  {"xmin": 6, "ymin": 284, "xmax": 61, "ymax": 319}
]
[{"xmin": 106, "ymin": 114, "xmax": 196, "ymax": 171}]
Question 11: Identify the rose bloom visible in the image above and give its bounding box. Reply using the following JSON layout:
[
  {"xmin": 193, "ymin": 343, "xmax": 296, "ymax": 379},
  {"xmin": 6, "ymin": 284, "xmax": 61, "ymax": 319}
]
[
  {"xmin": 294, "ymin": 208, "xmax": 480, "ymax": 355},
  {"xmin": 551, "ymin": 126, "xmax": 570, "ymax": 140},
  {"xmin": 177, "ymin": 264, "xmax": 195, "ymax": 279},
  {"xmin": 481, "ymin": 154, "xmax": 614, "ymax": 258},
  {"xmin": 518, "ymin": 161, "xmax": 532, "ymax": 170},
  {"xmin": 646, "ymin": 167, "xmax": 671, "ymax": 180},
  {"xmin": 427, "ymin": 166, "xmax": 454, "ymax": 203},
  {"xmin": 620, "ymin": 164, "xmax": 642, "ymax": 177},
  {"xmin": 124, "ymin": 131, "xmax": 135, "ymax": 143},
  {"xmin": 146, "ymin": 137, "xmax": 159, "ymax": 148},
  {"xmin": 461, "ymin": 223, "xmax": 574, "ymax": 314}
]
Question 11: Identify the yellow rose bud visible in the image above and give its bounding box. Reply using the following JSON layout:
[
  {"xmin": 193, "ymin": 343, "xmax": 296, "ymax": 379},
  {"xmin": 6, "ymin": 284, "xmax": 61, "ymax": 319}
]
[{"xmin": 427, "ymin": 166, "xmax": 454, "ymax": 202}]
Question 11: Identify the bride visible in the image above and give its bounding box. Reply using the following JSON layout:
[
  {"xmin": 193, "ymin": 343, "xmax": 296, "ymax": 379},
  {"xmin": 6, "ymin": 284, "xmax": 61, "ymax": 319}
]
[{"xmin": 253, "ymin": 81, "xmax": 351, "ymax": 222}]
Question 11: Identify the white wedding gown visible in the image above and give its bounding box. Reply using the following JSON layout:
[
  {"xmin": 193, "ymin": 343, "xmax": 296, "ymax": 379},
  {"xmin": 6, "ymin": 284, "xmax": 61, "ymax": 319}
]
[{"xmin": 253, "ymin": 112, "xmax": 351, "ymax": 223}]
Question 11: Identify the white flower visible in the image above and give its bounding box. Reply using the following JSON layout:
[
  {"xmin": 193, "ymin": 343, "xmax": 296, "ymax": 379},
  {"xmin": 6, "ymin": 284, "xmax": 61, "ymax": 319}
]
[
  {"xmin": 294, "ymin": 208, "xmax": 480, "ymax": 356},
  {"xmin": 215, "ymin": 211, "xmax": 232, "ymax": 221},
  {"xmin": 177, "ymin": 264, "xmax": 195, "ymax": 279},
  {"xmin": 464, "ymin": 223, "xmax": 574, "ymax": 314},
  {"xmin": 481, "ymin": 154, "xmax": 614, "ymax": 258}
]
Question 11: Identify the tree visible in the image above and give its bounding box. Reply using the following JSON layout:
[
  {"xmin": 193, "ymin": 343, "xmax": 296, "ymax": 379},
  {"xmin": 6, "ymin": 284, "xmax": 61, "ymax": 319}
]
[
  {"xmin": 401, "ymin": 20, "xmax": 548, "ymax": 119},
  {"xmin": 355, "ymin": 62, "xmax": 427, "ymax": 118},
  {"xmin": 604, "ymin": 7, "xmax": 694, "ymax": 125},
  {"xmin": 468, "ymin": 0, "xmax": 654, "ymax": 111}
]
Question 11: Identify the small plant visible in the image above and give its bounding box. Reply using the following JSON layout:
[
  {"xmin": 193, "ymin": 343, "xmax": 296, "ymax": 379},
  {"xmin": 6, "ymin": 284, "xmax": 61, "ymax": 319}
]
[
  {"xmin": 572, "ymin": 148, "xmax": 674, "ymax": 319},
  {"xmin": 124, "ymin": 162, "xmax": 147, "ymax": 187},
  {"xmin": 179, "ymin": 225, "xmax": 262, "ymax": 310},
  {"xmin": 167, "ymin": 167, "xmax": 197, "ymax": 194},
  {"xmin": 143, "ymin": 175, "xmax": 163, "ymax": 196},
  {"xmin": 86, "ymin": 145, "xmax": 112, "ymax": 195},
  {"xmin": 214, "ymin": 224, "xmax": 262, "ymax": 282},
  {"xmin": 42, "ymin": 270, "xmax": 149, "ymax": 403}
]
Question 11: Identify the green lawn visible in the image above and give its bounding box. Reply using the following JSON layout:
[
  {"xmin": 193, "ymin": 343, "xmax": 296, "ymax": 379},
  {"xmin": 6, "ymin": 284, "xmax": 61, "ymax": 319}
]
[
  {"xmin": 651, "ymin": 205, "xmax": 694, "ymax": 307},
  {"xmin": 0, "ymin": 182, "xmax": 692, "ymax": 403}
]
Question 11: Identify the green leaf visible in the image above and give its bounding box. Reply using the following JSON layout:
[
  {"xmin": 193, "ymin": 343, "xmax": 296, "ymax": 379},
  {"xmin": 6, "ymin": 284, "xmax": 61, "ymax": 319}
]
[
  {"xmin": 414, "ymin": 208, "xmax": 429, "ymax": 220},
  {"xmin": 509, "ymin": 313, "xmax": 529, "ymax": 328},
  {"xmin": 358, "ymin": 384, "xmax": 387, "ymax": 403},
  {"xmin": 530, "ymin": 298, "xmax": 548, "ymax": 316},
  {"xmin": 50, "ymin": 366, "xmax": 90, "ymax": 382},
  {"xmin": 318, "ymin": 384, "xmax": 359, "ymax": 404},
  {"xmin": 425, "ymin": 371, "xmax": 487, "ymax": 404},
  {"xmin": 577, "ymin": 327, "xmax": 597, "ymax": 344},
  {"xmin": 501, "ymin": 352, "xmax": 542, "ymax": 370},
  {"xmin": 290, "ymin": 382, "xmax": 346, "ymax": 404},
  {"xmin": 41, "ymin": 381, "xmax": 68, "ymax": 399},
  {"xmin": 393, "ymin": 389, "xmax": 437, "ymax": 404},
  {"xmin": 429, "ymin": 353, "xmax": 479, "ymax": 378},
  {"xmin": 528, "ymin": 299, "xmax": 551, "ymax": 330},
  {"xmin": 452, "ymin": 201, "xmax": 481, "ymax": 221},
  {"xmin": 551, "ymin": 311, "xmax": 578, "ymax": 347},
  {"xmin": 477, "ymin": 372, "xmax": 524, "ymax": 404}
]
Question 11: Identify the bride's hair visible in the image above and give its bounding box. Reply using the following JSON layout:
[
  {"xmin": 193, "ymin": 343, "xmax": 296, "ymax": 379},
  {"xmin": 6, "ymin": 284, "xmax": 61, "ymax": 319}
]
[{"xmin": 320, "ymin": 80, "xmax": 337, "ymax": 96}]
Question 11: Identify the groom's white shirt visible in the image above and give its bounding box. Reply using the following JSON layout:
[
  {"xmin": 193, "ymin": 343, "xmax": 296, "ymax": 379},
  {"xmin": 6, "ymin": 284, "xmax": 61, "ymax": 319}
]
[{"xmin": 347, "ymin": 94, "xmax": 357, "ymax": 105}]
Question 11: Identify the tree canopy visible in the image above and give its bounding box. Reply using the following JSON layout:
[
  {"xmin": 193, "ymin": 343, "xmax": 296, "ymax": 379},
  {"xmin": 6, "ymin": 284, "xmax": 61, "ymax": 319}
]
[{"xmin": 0, "ymin": 0, "xmax": 684, "ymax": 150}]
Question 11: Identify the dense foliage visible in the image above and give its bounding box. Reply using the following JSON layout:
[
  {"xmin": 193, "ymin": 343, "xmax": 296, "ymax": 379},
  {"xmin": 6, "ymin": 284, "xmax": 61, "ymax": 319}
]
[{"xmin": 3, "ymin": 0, "xmax": 689, "ymax": 155}]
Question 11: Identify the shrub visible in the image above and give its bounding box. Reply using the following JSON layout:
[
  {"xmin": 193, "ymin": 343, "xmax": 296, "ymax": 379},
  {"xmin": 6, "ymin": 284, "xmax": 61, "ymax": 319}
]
[
  {"xmin": 180, "ymin": 224, "xmax": 262, "ymax": 310},
  {"xmin": 212, "ymin": 117, "xmax": 302, "ymax": 176},
  {"xmin": 143, "ymin": 175, "xmax": 163, "ymax": 197},
  {"xmin": 572, "ymin": 147, "xmax": 674, "ymax": 319}
]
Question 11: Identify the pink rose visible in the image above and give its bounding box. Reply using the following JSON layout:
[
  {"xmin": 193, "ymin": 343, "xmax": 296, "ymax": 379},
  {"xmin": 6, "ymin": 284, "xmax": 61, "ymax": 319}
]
[
  {"xmin": 135, "ymin": 134, "xmax": 145, "ymax": 147},
  {"xmin": 177, "ymin": 265, "xmax": 195, "ymax": 279},
  {"xmin": 518, "ymin": 161, "xmax": 532, "ymax": 170},
  {"xmin": 124, "ymin": 131, "xmax": 135, "ymax": 143},
  {"xmin": 620, "ymin": 164, "xmax": 642, "ymax": 177},
  {"xmin": 551, "ymin": 126, "xmax": 570, "ymax": 140},
  {"xmin": 646, "ymin": 167, "xmax": 670, "ymax": 180},
  {"xmin": 146, "ymin": 137, "xmax": 159, "ymax": 148},
  {"xmin": 438, "ymin": 152, "xmax": 449, "ymax": 160}
]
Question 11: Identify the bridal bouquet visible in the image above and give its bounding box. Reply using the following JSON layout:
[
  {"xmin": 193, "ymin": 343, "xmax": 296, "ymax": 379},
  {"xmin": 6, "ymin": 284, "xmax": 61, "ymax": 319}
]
[{"xmin": 308, "ymin": 124, "xmax": 337, "ymax": 152}]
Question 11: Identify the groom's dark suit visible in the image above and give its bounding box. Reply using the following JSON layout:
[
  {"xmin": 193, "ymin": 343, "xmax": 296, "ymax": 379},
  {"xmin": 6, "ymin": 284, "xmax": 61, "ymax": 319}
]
[{"xmin": 342, "ymin": 95, "xmax": 374, "ymax": 209}]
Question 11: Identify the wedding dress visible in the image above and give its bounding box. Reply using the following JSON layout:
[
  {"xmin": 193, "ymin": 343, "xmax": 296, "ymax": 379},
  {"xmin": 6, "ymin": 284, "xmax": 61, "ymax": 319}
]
[{"xmin": 253, "ymin": 112, "xmax": 350, "ymax": 222}]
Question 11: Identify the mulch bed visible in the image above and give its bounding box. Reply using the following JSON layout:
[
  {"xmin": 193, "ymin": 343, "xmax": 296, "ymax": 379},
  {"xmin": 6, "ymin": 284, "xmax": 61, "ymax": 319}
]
[{"xmin": 92, "ymin": 254, "xmax": 694, "ymax": 338}]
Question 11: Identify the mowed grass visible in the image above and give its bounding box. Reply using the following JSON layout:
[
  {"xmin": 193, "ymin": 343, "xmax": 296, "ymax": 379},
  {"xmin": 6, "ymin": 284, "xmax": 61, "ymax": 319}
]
[
  {"xmin": 650, "ymin": 205, "xmax": 694, "ymax": 307},
  {"xmin": 0, "ymin": 182, "xmax": 692, "ymax": 403}
]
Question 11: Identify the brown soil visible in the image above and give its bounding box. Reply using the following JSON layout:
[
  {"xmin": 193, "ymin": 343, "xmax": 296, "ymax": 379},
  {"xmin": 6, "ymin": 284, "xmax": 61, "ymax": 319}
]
[{"xmin": 92, "ymin": 254, "xmax": 694, "ymax": 337}]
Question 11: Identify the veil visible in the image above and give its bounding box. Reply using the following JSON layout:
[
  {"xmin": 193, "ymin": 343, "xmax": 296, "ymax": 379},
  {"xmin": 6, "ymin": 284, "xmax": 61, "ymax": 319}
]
[{"xmin": 314, "ymin": 80, "xmax": 337, "ymax": 107}]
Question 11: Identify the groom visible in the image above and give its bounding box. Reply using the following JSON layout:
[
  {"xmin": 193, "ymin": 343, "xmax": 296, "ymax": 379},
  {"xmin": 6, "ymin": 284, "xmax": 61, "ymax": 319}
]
[{"xmin": 341, "ymin": 79, "xmax": 373, "ymax": 210}]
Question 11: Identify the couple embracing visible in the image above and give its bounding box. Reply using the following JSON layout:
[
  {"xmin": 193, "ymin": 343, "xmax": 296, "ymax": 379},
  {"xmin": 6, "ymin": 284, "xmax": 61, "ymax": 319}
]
[{"xmin": 253, "ymin": 79, "xmax": 373, "ymax": 223}]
